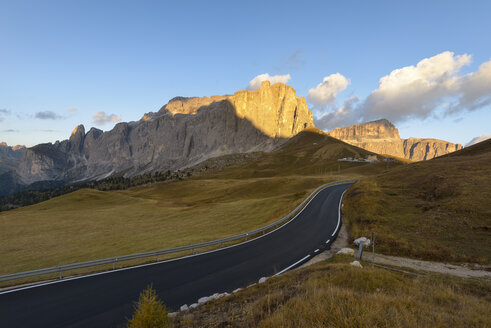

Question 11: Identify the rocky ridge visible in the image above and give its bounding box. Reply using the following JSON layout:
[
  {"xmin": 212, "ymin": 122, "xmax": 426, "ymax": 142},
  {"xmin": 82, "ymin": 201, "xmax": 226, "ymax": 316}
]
[
  {"xmin": 5, "ymin": 81, "xmax": 313, "ymax": 193},
  {"xmin": 327, "ymin": 119, "xmax": 462, "ymax": 161},
  {"xmin": 0, "ymin": 142, "xmax": 26, "ymax": 174}
]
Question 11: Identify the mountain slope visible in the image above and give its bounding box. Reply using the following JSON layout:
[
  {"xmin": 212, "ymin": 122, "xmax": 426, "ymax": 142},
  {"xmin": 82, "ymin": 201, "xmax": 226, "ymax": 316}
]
[{"xmin": 343, "ymin": 137, "xmax": 491, "ymax": 264}]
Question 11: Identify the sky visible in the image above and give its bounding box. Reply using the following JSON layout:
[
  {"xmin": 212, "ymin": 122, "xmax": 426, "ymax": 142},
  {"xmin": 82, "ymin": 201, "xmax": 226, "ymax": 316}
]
[{"xmin": 0, "ymin": 0, "xmax": 490, "ymax": 147}]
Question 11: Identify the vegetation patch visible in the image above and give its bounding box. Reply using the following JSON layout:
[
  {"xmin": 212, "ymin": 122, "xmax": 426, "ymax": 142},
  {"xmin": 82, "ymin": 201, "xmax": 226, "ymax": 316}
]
[
  {"xmin": 168, "ymin": 255, "xmax": 491, "ymax": 327},
  {"xmin": 343, "ymin": 143, "xmax": 491, "ymax": 264}
]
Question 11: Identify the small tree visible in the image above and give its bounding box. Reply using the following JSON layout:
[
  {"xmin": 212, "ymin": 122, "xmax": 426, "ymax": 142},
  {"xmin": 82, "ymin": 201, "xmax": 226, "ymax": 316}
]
[{"xmin": 127, "ymin": 285, "xmax": 169, "ymax": 328}]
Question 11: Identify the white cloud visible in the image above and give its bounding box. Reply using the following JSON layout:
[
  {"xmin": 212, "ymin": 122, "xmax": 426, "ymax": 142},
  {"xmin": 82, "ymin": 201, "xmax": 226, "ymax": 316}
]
[
  {"xmin": 314, "ymin": 52, "xmax": 491, "ymax": 131},
  {"xmin": 92, "ymin": 111, "xmax": 122, "ymax": 126},
  {"xmin": 450, "ymin": 58, "xmax": 491, "ymax": 113},
  {"xmin": 466, "ymin": 134, "xmax": 491, "ymax": 146},
  {"xmin": 362, "ymin": 51, "xmax": 471, "ymax": 122},
  {"xmin": 307, "ymin": 73, "xmax": 350, "ymax": 108},
  {"xmin": 314, "ymin": 96, "xmax": 360, "ymax": 131},
  {"xmin": 247, "ymin": 73, "xmax": 291, "ymax": 90}
]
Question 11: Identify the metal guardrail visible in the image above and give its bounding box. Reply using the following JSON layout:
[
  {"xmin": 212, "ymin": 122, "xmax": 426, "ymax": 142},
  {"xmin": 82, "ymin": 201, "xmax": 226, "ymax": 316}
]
[{"xmin": 0, "ymin": 179, "xmax": 356, "ymax": 283}]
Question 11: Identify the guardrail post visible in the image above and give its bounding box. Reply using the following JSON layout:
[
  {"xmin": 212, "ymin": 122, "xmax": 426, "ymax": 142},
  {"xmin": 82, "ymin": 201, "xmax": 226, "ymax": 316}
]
[{"xmin": 59, "ymin": 270, "xmax": 62, "ymax": 280}]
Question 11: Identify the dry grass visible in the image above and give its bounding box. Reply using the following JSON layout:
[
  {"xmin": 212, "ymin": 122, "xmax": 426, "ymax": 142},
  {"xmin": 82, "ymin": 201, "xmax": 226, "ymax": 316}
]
[
  {"xmin": 0, "ymin": 176, "xmax": 327, "ymax": 275},
  {"xmin": 170, "ymin": 255, "xmax": 491, "ymax": 327},
  {"xmin": 343, "ymin": 139, "xmax": 491, "ymax": 264}
]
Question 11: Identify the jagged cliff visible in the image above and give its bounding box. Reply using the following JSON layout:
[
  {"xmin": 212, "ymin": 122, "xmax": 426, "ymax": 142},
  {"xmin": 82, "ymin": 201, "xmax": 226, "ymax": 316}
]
[
  {"xmin": 327, "ymin": 119, "xmax": 462, "ymax": 161},
  {"xmin": 0, "ymin": 142, "xmax": 26, "ymax": 174},
  {"xmin": 10, "ymin": 81, "xmax": 313, "ymax": 190}
]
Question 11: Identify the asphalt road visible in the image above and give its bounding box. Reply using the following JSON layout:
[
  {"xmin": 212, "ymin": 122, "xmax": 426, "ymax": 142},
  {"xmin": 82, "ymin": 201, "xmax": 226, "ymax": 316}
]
[{"xmin": 0, "ymin": 182, "xmax": 352, "ymax": 328}]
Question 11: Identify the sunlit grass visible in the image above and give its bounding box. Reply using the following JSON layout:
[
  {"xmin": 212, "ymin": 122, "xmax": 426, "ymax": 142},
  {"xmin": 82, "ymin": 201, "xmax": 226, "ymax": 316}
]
[{"xmin": 170, "ymin": 255, "xmax": 491, "ymax": 327}]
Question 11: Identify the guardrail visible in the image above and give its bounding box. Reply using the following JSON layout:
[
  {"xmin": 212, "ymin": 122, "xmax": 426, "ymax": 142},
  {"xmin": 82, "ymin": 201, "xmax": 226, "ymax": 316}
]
[{"xmin": 0, "ymin": 179, "xmax": 356, "ymax": 283}]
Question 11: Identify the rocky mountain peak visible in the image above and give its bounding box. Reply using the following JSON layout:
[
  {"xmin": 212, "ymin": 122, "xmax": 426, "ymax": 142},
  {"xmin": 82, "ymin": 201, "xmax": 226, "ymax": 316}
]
[
  {"xmin": 328, "ymin": 119, "xmax": 400, "ymax": 141},
  {"xmin": 4, "ymin": 82, "xmax": 314, "ymax": 195},
  {"xmin": 71, "ymin": 124, "xmax": 85, "ymax": 137},
  {"xmin": 327, "ymin": 119, "xmax": 462, "ymax": 161}
]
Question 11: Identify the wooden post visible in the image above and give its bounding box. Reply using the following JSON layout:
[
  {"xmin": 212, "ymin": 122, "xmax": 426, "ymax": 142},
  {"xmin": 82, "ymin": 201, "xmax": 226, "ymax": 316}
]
[{"xmin": 372, "ymin": 232, "xmax": 375, "ymax": 262}]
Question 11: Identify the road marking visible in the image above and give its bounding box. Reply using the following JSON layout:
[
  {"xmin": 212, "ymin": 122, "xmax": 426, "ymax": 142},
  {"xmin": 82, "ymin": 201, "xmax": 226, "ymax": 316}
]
[
  {"xmin": 325, "ymin": 239, "xmax": 330, "ymax": 244},
  {"xmin": 314, "ymin": 249, "xmax": 319, "ymax": 253},
  {"xmin": 274, "ymin": 255, "xmax": 311, "ymax": 276},
  {"xmin": 1, "ymin": 183, "xmax": 351, "ymax": 296},
  {"xmin": 331, "ymin": 189, "xmax": 347, "ymax": 237}
]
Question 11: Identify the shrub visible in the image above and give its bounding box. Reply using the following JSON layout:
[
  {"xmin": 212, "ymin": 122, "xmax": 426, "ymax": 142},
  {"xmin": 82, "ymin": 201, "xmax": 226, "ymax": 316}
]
[{"xmin": 127, "ymin": 285, "xmax": 169, "ymax": 328}]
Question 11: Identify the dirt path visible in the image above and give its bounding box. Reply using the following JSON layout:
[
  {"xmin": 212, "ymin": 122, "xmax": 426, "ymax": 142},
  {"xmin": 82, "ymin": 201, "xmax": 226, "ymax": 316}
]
[
  {"xmin": 367, "ymin": 253, "xmax": 491, "ymax": 280},
  {"xmin": 299, "ymin": 224, "xmax": 490, "ymax": 280}
]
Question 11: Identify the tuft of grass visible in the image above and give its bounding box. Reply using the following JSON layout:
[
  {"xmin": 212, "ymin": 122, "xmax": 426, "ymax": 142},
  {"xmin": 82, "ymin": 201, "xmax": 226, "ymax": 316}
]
[
  {"xmin": 170, "ymin": 256, "xmax": 491, "ymax": 327},
  {"xmin": 127, "ymin": 285, "xmax": 169, "ymax": 328}
]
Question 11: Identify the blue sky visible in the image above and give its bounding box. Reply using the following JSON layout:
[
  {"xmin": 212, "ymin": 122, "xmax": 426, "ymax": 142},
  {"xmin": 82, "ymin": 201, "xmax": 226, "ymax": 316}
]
[{"xmin": 1, "ymin": 0, "xmax": 490, "ymax": 147}]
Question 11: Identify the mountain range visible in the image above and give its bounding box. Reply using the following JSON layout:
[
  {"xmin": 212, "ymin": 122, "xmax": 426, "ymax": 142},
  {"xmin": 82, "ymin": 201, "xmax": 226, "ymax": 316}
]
[
  {"xmin": 327, "ymin": 119, "xmax": 463, "ymax": 161},
  {"xmin": 0, "ymin": 82, "xmax": 465, "ymax": 196}
]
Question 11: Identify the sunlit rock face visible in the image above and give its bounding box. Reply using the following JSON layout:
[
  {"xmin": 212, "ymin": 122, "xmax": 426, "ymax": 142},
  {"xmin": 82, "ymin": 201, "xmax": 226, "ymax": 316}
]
[
  {"xmin": 162, "ymin": 81, "xmax": 313, "ymax": 138},
  {"xmin": 13, "ymin": 82, "xmax": 313, "ymax": 188},
  {"xmin": 328, "ymin": 119, "xmax": 462, "ymax": 161}
]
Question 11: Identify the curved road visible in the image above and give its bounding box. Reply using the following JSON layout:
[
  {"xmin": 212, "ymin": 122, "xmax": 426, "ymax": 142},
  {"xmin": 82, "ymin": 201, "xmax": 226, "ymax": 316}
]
[{"xmin": 0, "ymin": 182, "xmax": 352, "ymax": 328}]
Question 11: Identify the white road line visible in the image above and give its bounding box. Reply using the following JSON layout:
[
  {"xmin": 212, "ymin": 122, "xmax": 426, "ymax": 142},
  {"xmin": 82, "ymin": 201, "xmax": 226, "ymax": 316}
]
[
  {"xmin": 274, "ymin": 255, "xmax": 311, "ymax": 276},
  {"xmin": 331, "ymin": 189, "xmax": 347, "ymax": 237},
  {"xmin": 1, "ymin": 183, "xmax": 347, "ymax": 296},
  {"xmin": 314, "ymin": 249, "xmax": 319, "ymax": 253},
  {"xmin": 325, "ymin": 239, "xmax": 330, "ymax": 244}
]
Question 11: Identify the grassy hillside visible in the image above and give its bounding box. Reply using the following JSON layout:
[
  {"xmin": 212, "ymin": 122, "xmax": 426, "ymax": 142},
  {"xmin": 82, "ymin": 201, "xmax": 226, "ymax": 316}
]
[
  {"xmin": 343, "ymin": 139, "xmax": 491, "ymax": 264},
  {"xmin": 169, "ymin": 255, "xmax": 491, "ymax": 327},
  {"xmin": 0, "ymin": 130, "xmax": 385, "ymax": 277}
]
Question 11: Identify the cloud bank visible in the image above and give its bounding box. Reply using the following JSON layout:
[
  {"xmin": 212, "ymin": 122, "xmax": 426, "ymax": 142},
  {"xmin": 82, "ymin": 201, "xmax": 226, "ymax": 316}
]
[
  {"xmin": 466, "ymin": 134, "xmax": 491, "ymax": 146},
  {"xmin": 312, "ymin": 51, "xmax": 491, "ymax": 131},
  {"xmin": 93, "ymin": 111, "xmax": 122, "ymax": 126},
  {"xmin": 248, "ymin": 73, "xmax": 291, "ymax": 90},
  {"xmin": 0, "ymin": 108, "xmax": 11, "ymax": 122},
  {"xmin": 35, "ymin": 111, "xmax": 65, "ymax": 120}
]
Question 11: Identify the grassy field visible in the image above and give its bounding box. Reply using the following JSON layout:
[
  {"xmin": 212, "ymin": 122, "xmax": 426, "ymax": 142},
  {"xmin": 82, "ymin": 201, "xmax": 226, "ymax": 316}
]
[
  {"xmin": 0, "ymin": 176, "xmax": 328, "ymax": 275},
  {"xmin": 169, "ymin": 254, "xmax": 491, "ymax": 327},
  {"xmin": 0, "ymin": 130, "xmax": 383, "ymax": 277},
  {"xmin": 343, "ymin": 139, "xmax": 491, "ymax": 264}
]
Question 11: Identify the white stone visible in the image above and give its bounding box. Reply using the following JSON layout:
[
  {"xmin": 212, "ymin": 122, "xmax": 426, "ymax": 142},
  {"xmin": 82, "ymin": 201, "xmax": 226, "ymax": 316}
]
[
  {"xmin": 209, "ymin": 293, "xmax": 220, "ymax": 300},
  {"xmin": 258, "ymin": 277, "xmax": 268, "ymax": 284},
  {"xmin": 350, "ymin": 260, "xmax": 363, "ymax": 268},
  {"xmin": 189, "ymin": 303, "xmax": 199, "ymax": 309},
  {"xmin": 168, "ymin": 312, "xmax": 178, "ymax": 317},
  {"xmin": 354, "ymin": 237, "xmax": 371, "ymax": 247},
  {"xmin": 233, "ymin": 288, "xmax": 242, "ymax": 294},
  {"xmin": 337, "ymin": 248, "xmax": 355, "ymax": 256},
  {"xmin": 180, "ymin": 304, "xmax": 189, "ymax": 311},
  {"xmin": 198, "ymin": 296, "xmax": 209, "ymax": 304}
]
